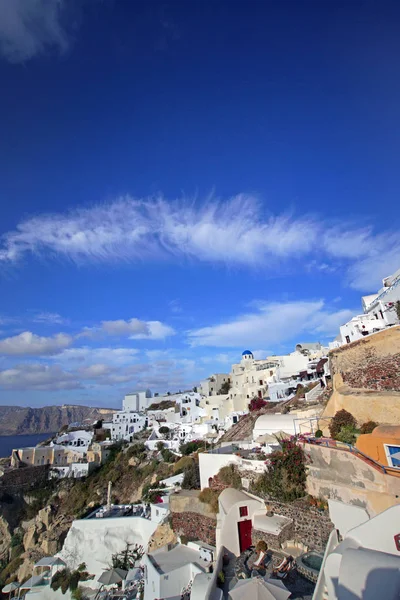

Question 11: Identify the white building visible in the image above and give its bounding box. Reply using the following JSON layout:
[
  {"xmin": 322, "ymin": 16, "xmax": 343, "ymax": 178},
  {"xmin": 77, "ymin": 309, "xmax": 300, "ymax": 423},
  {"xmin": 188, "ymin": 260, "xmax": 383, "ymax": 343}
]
[
  {"xmin": 143, "ymin": 542, "xmax": 214, "ymax": 600},
  {"xmin": 54, "ymin": 430, "xmax": 93, "ymax": 450},
  {"xmin": 313, "ymin": 501, "xmax": 400, "ymax": 600},
  {"xmin": 199, "ymin": 374, "xmax": 230, "ymax": 397},
  {"xmin": 335, "ymin": 268, "xmax": 400, "ymax": 346},
  {"xmin": 228, "ymin": 351, "xmax": 278, "ymax": 411},
  {"xmin": 216, "ymin": 489, "xmax": 265, "ymax": 556},
  {"xmin": 146, "ymin": 393, "xmax": 206, "ymax": 426},
  {"xmin": 199, "ymin": 451, "xmax": 269, "ymax": 491},
  {"xmin": 123, "ymin": 389, "xmax": 153, "ymax": 412},
  {"xmin": 111, "ymin": 410, "xmax": 148, "ymax": 442}
]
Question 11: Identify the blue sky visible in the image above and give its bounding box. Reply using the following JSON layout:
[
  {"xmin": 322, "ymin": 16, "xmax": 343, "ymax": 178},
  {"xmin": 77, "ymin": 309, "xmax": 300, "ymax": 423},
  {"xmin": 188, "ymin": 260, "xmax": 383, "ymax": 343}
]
[{"xmin": 0, "ymin": 0, "xmax": 399, "ymax": 408}]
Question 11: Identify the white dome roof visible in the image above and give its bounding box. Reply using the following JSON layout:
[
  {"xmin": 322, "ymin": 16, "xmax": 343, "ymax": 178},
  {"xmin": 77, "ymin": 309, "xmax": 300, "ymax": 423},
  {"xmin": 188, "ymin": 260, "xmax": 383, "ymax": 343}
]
[{"xmin": 254, "ymin": 414, "xmax": 297, "ymax": 435}]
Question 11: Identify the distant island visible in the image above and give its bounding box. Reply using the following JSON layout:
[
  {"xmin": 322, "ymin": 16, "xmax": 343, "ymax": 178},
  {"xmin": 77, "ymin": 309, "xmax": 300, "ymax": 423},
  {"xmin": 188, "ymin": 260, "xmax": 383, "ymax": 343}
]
[{"xmin": 0, "ymin": 404, "xmax": 116, "ymax": 436}]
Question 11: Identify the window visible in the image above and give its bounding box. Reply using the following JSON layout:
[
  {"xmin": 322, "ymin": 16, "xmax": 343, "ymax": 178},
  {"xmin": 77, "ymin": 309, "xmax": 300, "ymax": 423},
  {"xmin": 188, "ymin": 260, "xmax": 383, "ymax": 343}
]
[
  {"xmin": 384, "ymin": 444, "xmax": 400, "ymax": 468},
  {"xmin": 239, "ymin": 506, "xmax": 248, "ymax": 517},
  {"xmin": 345, "ymin": 335, "xmax": 351, "ymax": 344},
  {"xmin": 259, "ymin": 380, "xmax": 263, "ymax": 386}
]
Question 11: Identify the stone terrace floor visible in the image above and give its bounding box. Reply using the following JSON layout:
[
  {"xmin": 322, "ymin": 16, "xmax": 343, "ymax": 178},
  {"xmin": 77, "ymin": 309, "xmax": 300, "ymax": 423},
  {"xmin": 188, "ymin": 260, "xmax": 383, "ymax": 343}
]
[{"xmin": 223, "ymin": 548, "xmax": 315, "ymax": 600}]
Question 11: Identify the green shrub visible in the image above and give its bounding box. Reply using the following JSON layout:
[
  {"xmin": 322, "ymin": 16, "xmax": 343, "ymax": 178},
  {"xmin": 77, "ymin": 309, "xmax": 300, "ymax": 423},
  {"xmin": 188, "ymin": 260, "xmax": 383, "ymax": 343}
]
[
  {"xmin": 329, "ymin": 409, "xmax": 356, "ymax": 440},
  {"xmin": 156, "ymin": 441, "xmax": 165, "ymax": 451},
  {"xmin": 161, "ymin": 448, "xmax": 176, "ymax": 463},
  {"xmin": 198, "ymin": 487, "xmax": 220, "ymax": 513},
  {"xmin": 127, "ymin": 443, "xmax": 146, "ymax": 458},
  {"xmin": 173, "ymin": 456, "xmax": 194, "ymax": 473},
  {"xmin": 0, "ymin": 556, "xmax": 24, "ymax": 586},
  {"xmin": 181, "ymin": 460, "xmax": 200, "ymax": 490},
  {"xmin": 315, "ymin": 429, "xmax": 323, "ymax": 438},
  {"xmin": 218, "ymin": 465, "xmax": 242, "ymax": 490},
  {"xmin": 159, "ymin": 426, "xmax": 170, "ymax": 435},
  {"xmin": 10, "ymin": 530, "xmax": 23, "ymax": 547},
  {"xmin": 180, "ymin": 440, "xmax": 207, "ymax": 455},
  {"xmin": 336, "ymin": 425, "xmax": 357, "ymax": 445},
  {"xmin": 360, "ymin": 421, "xmax": 378, "ymax": 434}
]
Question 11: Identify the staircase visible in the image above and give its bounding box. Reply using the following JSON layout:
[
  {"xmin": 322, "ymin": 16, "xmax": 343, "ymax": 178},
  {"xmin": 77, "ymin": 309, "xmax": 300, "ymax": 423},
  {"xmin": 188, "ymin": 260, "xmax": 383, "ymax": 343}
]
[{"xmin": 304, "ymin": 383, "xmax": 323, "ymax": 403}]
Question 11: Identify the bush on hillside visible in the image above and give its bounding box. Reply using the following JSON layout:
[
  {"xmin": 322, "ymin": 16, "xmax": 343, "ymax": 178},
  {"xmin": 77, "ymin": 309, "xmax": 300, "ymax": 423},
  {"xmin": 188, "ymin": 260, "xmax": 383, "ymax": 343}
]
[
  {"xmin": 360, "ymin": 421, "xmax": 378, "ymax": 434},
  {"xmin": 161, "ymin": 448, "xmax": 176, "ymax": 463},
  {"xmin": 127, "ymin": 443, "xmax": 146, "ymax": 458},
  {"xmin": 217, "ymin": 464, "xmax": 242, "ymax": 490},
  {"xmin": 180, "ymin": 440, "xmax": 206, "ymax": 455},
  {"xmin": 315, "ymin": 429, "xmax": 323, "ymax": 438},
  {"xmin": 248, "ymin": 397, "xmax": 268, "ymax": 411},
  {"xmin": 156, "ymin": 441, "xmax": 166, "ymax": 451},
  {"xmin": 198, "ymin": 487, "xmax": 220, "ymax": 513},
  {"xmin": 173, "ymin": 456, "xmax": 194, "ymax": 474},
  {"xmin": 253, "ymin": 439, "xmax": 307, "ymax": 502},
  {"xmin": 329, "ymin": 409, "xmax": 356, "ymax": 440},
  {"xmin": 181, "ymin": 460, "xmax": 200, "ymax": 490}
]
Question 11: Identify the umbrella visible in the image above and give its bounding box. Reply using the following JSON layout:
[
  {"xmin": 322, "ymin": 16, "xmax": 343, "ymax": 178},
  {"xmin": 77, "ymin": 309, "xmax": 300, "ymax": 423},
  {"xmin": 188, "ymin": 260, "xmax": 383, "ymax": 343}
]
[
  {"xmin": 273, "ymin": 431, "xmax": 291, "ymax": 440},
  {"xmin": 97, "ymin": 568, "xmax": 128, "ymax": 586},
  {"xmin": 2, "ymin": 582, "xmax": 20, "ymax": 596},
  {"xmin": 256, "ymin": 434, "xmax": 277, "ymax": 444},
  {"xmin": 229, "ymin": 577, "xmax": 291, "ymax": 600}
]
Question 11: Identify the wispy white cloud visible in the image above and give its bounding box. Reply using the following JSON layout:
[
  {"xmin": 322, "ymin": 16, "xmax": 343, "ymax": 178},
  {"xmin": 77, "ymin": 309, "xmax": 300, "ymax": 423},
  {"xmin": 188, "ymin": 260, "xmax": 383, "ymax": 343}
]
[
  {"xmin": 188, "ymin": 300, "xmax": 355, "ymax": 348},
  {"xmin": 0, "ymin": 195, "xmax": 316, "ymax": 267},
  {"xmin": 33, "ymin": 311, "xmax": 68, "ymax": 325},
  {"xmin": 0, "ymin": 0, "xmax": 69, "ymax": 63},
  {"xmin": 0, "ymin": 331, "xmax": 73, "ymax": 356},
  {"xmin": 0, "ymin": 195, "xmax": 398, "ymax": 292},
  {"xmin": 169, "ymin": 299, "xmax": 182, "ymax": 314}
]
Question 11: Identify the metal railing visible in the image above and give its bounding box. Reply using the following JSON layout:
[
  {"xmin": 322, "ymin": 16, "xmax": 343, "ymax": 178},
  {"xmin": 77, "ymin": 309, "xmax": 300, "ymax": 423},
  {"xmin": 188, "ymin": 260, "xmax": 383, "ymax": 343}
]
[{"xmin": 304, "ymin": 437, "xmax": 400, "ymax": 476}]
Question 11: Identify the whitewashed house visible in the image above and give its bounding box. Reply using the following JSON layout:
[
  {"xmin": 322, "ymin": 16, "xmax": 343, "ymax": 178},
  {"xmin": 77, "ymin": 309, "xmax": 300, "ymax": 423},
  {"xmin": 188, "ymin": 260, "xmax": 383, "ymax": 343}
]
[
  {"xmin": 199, "ymin": 374, "xmax": 230, "ymax": 397},
  {"xmin": 123, "ymin": 389, "xmax": 153, "ymax": 412},
  {"xmin": 335, "ymin": 268, "xmax": 400, "ymax": 346},
  {"xmin": 111, "ymin": 410, "xmax": 148, "ymax": 442},
  {"xmin": 143, "ymin": 542, "xmax": 214, "ymax": 600}
]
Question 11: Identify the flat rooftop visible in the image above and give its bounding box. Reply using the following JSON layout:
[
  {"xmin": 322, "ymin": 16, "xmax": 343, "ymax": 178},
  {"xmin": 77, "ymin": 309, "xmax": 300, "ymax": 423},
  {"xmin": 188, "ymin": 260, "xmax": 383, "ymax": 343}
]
[{"xmin": 149, "ymin": 544, "xmax": 209, "ymax": 574}]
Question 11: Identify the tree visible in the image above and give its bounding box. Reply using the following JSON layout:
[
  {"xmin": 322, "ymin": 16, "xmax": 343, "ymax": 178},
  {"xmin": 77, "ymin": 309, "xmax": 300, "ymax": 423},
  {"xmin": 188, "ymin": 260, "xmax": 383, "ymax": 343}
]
[
  {"xmin": 218, "ymin": 380, "xmax": 231, "ymax": 394},
  {"xmin": 111, "ymin": 543, "xmax": 144, "ymax": 570},
  {"xmin": 329, "ymin": 409, "xmax": 357, "ymax": 440},
  {"xmin": 182, "ymin": 460, "xmax": 200, "ymax": 490},
  {"xmin": 253, "ymin": 439, "xmax": 307, "ymax": 502},
  {"xmin": 156, "ymin": 441, "xmax": 165, "ymax": 451}
]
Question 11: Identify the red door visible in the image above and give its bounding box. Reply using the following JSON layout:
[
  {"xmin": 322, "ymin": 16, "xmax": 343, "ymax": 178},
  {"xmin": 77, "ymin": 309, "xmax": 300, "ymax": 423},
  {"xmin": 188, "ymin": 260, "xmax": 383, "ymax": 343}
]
[{"xmin": 238, "ymin": 519, "xmax": 252, "ymax": 552}]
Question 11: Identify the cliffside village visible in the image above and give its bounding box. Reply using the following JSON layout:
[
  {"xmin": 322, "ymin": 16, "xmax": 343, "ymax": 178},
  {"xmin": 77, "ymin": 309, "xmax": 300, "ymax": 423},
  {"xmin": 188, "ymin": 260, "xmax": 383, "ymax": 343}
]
[{"xmin": 2, "ymin": 268, "xmax": 400, "ymax": 600}]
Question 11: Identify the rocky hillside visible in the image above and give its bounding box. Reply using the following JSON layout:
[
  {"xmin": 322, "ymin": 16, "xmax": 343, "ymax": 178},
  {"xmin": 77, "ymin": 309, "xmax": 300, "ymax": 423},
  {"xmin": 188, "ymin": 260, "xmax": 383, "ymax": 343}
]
[{"xmin": 0, "ymin": 405, "xmax": 116, "ymax": 436}]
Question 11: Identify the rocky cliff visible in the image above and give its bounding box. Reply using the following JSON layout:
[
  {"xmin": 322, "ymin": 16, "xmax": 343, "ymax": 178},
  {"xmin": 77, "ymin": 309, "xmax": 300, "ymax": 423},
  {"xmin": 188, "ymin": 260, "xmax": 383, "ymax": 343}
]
[{"xmin": 0, "ymin": 405, "xmax": 116, "ymax": 436}]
